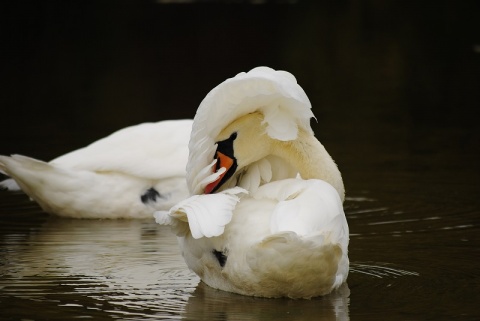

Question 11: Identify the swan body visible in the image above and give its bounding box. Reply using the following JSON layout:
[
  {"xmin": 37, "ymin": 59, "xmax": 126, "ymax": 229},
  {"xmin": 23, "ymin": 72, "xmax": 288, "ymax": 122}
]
[
  {"xmin": 0, "ymin": 119, "xmax": 192, "ymax": 219},
  {"xmin": 155, "ymin": 67, "xmax": 349, "ymax": 298}
]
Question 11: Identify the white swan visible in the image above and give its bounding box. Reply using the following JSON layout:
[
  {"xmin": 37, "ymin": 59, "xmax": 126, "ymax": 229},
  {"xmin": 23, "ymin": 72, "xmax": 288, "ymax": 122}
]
[
  {"xmin": 155, "ymin": 67, "xmax": 349, "ymax": 299},
  {"xmin": 0, "ymin": 119, "xmax": 192, "ymax": 219}
]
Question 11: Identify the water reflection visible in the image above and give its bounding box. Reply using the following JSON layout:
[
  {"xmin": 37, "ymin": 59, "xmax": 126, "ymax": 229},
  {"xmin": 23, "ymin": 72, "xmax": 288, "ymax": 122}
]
[
  {"xmin": 184, "ymin": 282, "xmax": 350, "ymax": 321},
  {"xmin": 0, "ymin": 213, "xmax": 198, "ymax": 319}
]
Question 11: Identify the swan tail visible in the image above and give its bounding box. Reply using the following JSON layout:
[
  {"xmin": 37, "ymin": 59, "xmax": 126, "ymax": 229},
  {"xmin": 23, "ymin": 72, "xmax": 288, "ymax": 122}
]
[
  {"xmin": 0, "ymin": 155, "xmax": 50, "ymax": 191},
  {"xmin": 0, "ymin": 156, "xmax": 21, "ymax": 190},
  {"xmin": 0, "ymin": 155, "xmax": 83, "ymax": 214},
  {"xmin": 0, "ymin": 155, "xmax": 60, "ymax": 194},
  {"xmin": 245, "ymin": 231, "xmax": 347, "ymax": 298}
]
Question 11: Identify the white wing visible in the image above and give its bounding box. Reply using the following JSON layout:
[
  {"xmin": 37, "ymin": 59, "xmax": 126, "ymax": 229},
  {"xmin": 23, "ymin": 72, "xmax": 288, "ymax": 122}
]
[{"xmin": 155, "ymin": 187, "xmax": 247, "ymax": 239}]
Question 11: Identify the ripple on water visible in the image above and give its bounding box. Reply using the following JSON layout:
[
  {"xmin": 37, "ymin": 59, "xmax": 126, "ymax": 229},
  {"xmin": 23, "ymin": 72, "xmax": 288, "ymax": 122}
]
[
  {"xmin": 344, "ymin": 180, "xmax": 480, "ymax": 320},
  {"xmin": 345, "ymin": 183, "xmax": 478, "ymax": 237},
  {"xmin": 350, "ymin": 262, "xmax": 420, "ymax": 279},
  {"xmin": 0, "ymin": 214, "xmax": 200, "ymax": 320}
]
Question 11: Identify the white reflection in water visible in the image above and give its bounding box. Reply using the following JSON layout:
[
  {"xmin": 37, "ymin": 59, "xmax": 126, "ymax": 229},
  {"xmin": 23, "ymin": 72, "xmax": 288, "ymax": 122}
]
[
  {"xmin": 183, "ymin": 282, "xmax": 350, "ymax": 321},
  {"xmin": 367, "ymin": 216, "xmax": 441, "ymax": 226},
  {"xmin": 1, "ymin": 217, "xmax": 198, "ymax": 318},
  {"xmin": 345, "ymin": 196, "xmax": 376, "ymax": 202}
]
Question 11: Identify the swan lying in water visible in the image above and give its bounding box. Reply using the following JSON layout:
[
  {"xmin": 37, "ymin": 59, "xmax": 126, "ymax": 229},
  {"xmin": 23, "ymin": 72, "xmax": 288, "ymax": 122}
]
[
  {"xmin": 0, "ymin": 119, "xmax": 192, "ymax": 219},
  {"xmin": 156, "ymin": 67, "xmax": 349, "ymax": 298}
]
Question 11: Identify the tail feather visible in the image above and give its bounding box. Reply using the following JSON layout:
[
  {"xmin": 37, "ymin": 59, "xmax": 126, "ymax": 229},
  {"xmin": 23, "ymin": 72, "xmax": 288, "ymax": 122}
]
[
  {"xmin": 0, "ymin": 156, "xmax": 7, "ymax": 175},
  {"xmin": 0, "ymin": 154, "xmax": 56, "ymax": 193},
  {"xmin": 0, "ymin": 154, "xmax": 97, "ymax": 217},
  {"xmin": 246, "ymin": 232, "xmax": 345, "ymax": 298},
  {"xmin": 0, "ymin": 155, "xmax": 32, "ymax": 191}
]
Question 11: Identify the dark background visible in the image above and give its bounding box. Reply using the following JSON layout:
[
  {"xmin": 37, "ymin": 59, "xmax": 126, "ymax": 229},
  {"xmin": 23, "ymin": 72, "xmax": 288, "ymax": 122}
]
[{"xmin": 1, "ymin": 0, "xmax": 479, "ymax": 166}]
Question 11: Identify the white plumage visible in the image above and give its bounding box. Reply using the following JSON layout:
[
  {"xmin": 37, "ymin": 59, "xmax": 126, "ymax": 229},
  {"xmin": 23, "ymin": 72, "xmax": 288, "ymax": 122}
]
[
  {"xmin": 155, "ymin": 67, "xmax": 349, "ymax": 298},
  {"xmin": 0, "ymin": 119, "xmax": 192, "ymax": 219}
]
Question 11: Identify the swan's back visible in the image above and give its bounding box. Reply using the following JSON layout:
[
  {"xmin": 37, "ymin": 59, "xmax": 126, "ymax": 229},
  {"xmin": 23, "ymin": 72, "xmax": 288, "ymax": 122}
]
[{"xmin": 52, "ymin": 119, "xmax": 192, "ymax": 179}]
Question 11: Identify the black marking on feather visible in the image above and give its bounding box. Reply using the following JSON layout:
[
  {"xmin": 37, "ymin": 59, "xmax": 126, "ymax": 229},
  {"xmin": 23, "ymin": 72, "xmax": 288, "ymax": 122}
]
[
  {"xmin": 141, "ymin": 188, "xmax": 162, "ymax": 204},
  {"xmin": 212, "ymin": 249, "xmax": 228, "ymax": 268}
]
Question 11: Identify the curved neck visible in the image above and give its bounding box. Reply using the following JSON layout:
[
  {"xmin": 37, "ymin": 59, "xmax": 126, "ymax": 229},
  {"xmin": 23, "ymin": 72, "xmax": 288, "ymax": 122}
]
[{"xmin": 272, "ymin": 130, "xmax": 345, "ymax": 201}]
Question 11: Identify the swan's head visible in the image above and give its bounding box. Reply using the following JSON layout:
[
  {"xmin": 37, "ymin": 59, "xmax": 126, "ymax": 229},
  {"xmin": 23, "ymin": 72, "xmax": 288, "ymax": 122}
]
[
  {"xmin": 205, "ymin": 112, "xmax": 271, "ymax": 194},
  {"xmin": 186, "ymin": 66, "xmax": 344, "ymax": 198}
]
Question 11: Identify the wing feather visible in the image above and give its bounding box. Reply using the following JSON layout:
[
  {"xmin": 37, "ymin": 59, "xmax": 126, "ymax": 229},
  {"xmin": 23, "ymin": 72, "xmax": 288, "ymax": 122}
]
[{"xmin": 154, "ymin": 187, "xmax": 247, "ymax": 239}]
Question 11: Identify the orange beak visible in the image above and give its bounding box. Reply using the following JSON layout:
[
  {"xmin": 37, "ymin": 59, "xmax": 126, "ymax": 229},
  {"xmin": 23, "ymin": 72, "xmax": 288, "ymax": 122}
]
[{"xmin": 204, "ymin": 151, "xmax": 235, "ymax": 194}]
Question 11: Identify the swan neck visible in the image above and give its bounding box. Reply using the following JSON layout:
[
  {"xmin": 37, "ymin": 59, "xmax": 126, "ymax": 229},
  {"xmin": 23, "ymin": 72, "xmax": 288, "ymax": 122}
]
[{"xmin": 273, "ymin": 131, "xmax": 345, "ymax": 201}]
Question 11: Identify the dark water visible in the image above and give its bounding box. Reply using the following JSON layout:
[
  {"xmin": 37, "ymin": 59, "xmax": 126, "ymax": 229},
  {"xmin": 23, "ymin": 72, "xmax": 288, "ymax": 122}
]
[{"xmin": 1, "ymin": 1, "xmax": 479, "ymax": 320}]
